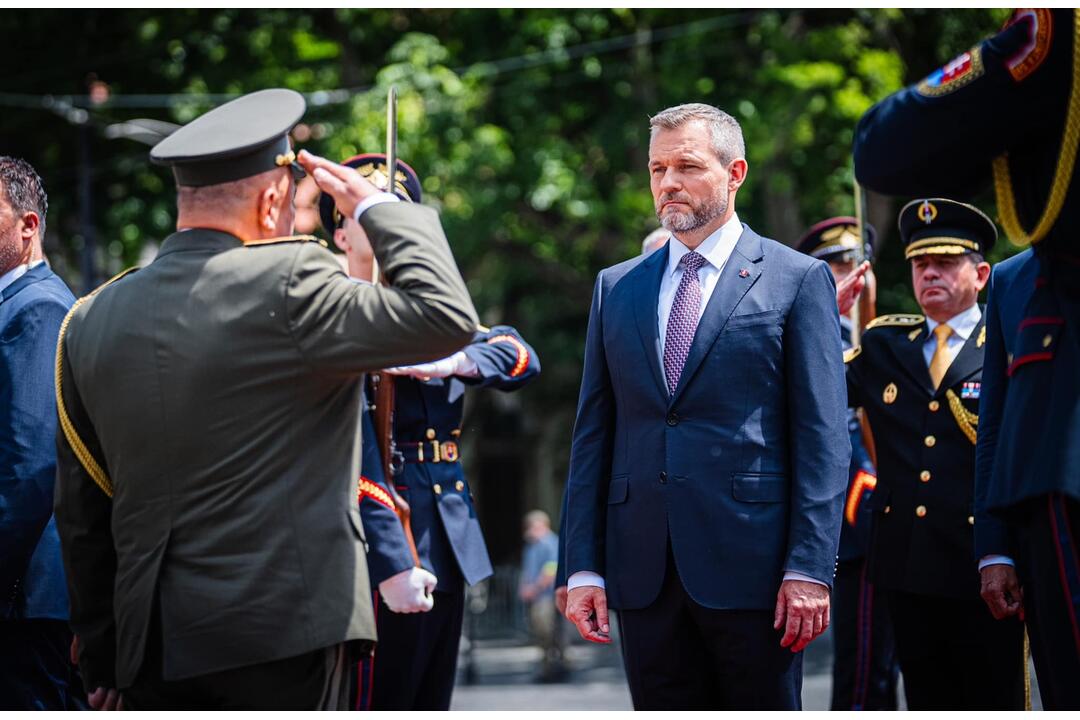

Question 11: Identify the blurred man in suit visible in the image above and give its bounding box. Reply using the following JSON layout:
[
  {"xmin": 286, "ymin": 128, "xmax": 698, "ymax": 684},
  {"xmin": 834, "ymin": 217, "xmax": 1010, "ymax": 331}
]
[{"xmin": 0, "ymin": 156, "xmax": 84, "ymax": 710}]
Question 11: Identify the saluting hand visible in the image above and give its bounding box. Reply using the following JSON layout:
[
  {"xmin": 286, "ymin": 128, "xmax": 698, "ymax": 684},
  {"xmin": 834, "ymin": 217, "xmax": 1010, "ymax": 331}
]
[
  {"xmin": 774, "ymin": 579, "xmax": 830, "ymax": 653},
  {"xmin": 297, "ymin": 150, "xmax": 381, "ymax": 223},
  {"xmin": 836, "ymin": 260, "xmax": 871, "ymax": 315}
]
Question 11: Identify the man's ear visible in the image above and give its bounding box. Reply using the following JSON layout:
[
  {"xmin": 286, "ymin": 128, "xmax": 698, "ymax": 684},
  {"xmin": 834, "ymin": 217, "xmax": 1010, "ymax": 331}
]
[
  {"xmin": 17, "ymin": 211, "xmax": 39, "ymax": 263},
  {"xmin": 332, "ymin": 226, "xmax": 349, "ymax": 253},
  {"xmin": 258, "ymin": 184, "xmax": 281, "ymax": 234},
  {"xmin": 728, "ymin": 158, "xmax": 748, "ymax": 192}
]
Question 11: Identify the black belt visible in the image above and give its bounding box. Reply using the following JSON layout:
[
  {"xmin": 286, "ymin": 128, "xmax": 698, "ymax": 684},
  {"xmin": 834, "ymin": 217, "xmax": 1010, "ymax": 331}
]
[{"xmin": 398, "ymin": 439, "xmax": 461, "ymax": 464}]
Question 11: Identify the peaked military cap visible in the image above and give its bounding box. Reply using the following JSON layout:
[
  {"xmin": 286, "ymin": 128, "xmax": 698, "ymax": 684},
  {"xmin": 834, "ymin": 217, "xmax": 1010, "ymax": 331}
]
[
  {"xmin": 319, "ymin": 153, "xmax": 421, "ymax": 232},
  {"xmin": 899, "ymin": 198, "xmax": 997, "ymax": 259},
  {"xmin": 795, "ymin": 216, "xmax": 877, "ymax": 264},
  {"xmin": 150, "ymin": 88, "xmax": 306, "ymax": 187}
]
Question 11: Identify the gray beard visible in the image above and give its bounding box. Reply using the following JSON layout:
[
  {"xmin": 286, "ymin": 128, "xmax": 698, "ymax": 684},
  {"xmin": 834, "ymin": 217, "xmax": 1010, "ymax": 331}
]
[{"xmin": 657, "ymin": 192, "xmax": 727, "ymax": 234}]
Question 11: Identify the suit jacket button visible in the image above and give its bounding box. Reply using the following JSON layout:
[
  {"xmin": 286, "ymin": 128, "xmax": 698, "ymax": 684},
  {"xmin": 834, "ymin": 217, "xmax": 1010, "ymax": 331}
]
[
  {"xmin": 659, "ymin": 471, "xmax": 667, "ymax": 484},
  {"xmin": 666, "ymin": 413, "xmax": 679, "ymax": 427}
]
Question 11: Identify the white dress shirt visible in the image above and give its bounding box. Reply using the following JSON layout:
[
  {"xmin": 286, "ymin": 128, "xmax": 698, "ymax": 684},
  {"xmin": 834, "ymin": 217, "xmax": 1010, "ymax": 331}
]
[
  {"xmin": 568, "ymin": 214, "xmax": 824, "ymax": 592},
  {"xmin": 0, "ymin": 260, "xmax": 42, "ymax": 295},
  {"xmin": 351, "ymin": 191, "xmax": 400, "ymax": 223}
]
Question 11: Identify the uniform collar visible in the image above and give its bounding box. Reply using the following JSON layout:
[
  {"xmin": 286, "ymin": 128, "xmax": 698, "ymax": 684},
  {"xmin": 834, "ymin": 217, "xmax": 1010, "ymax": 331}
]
[
  {"xmin": 667, "ymin": 212, "xmax": 742, "ymax": 277},
  {"xmin": 925, "ymin": 302, "xmax": 981, "ymax": 341},
  {"xmin": 156, "ymin": 229, "xmax": 244, "ymax": 259}
]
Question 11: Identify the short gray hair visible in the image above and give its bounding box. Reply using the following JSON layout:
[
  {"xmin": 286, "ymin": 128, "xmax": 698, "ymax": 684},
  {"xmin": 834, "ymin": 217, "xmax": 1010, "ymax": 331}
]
[
  {"xmin": 649, "ymin": 103, "xmax": 745, "ymax": 165},
  {"xmin": 641, "ymin": 227, "xmax": 670, "ymax": 255}
]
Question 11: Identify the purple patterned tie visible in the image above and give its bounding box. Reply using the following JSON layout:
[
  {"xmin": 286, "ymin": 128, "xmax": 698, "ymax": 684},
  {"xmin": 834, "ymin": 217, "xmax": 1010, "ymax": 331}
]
[{"xmin": 663, "ymin": 251, "xmax": 707, "ymax": 395}]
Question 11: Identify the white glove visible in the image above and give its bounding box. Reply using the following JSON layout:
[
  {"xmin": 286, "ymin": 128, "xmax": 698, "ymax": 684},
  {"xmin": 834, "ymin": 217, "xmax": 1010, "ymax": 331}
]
[
  {"xmin": 378, "ymin": 567, "xmax": 438, "ymax": 613},
  {"xmin": 383, "ymin": 351, "xmax": 479, "ymax": 379}
]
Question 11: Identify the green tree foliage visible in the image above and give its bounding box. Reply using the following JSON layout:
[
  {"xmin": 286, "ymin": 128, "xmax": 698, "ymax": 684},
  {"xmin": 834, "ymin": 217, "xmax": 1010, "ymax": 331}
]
[{"xmin": 0, "ymin": 8, "xmax": 1019, "ymax": 525}]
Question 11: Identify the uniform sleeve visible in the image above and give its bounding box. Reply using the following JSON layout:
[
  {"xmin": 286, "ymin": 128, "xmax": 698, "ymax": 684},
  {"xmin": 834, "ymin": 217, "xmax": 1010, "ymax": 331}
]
[
  {"xmin": 973, "ymin": 268, "xmax": 1012, "ymax": 558},
  {"xmin": 0, "ymin": 300, "xmax": 68, "ymax": 599},
  {"xmin": 358, "ymin": 407, "xmax": 414, "ymax": 586},
  {"xmin": 287, "ymin": 202, "xmax": 479, "ymax": 375},
  {"xmin": 459, "ymin": 325, "xmax": 541, "ymax": 390},
  {"xmin": 782, "ymin": 262, "xmax": 851, "ymax": 586},
  {"xmin": 53, "ymin": 324, "xmax": 117, "ymax": 692},
  {"xmin": 844, "ymin": 342, "xmax": 866, "ymax": 409},
  {"xmin": 855, "ymin": 9, "xmax": 1064, "ymax": 198}
]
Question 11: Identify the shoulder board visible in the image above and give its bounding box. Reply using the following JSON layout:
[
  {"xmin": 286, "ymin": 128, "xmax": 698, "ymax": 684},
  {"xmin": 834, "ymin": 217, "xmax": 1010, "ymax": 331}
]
[
  {"xmin": 843, "ymin": 346, "xmax": 862, "ymax": 364},
  {"xmin": 865, "ymin": 314, "xmax": 926, "ymax": 331},
  {"xmin": 243, "ymin": 234, "xmax": 328, "ymax": 248}
]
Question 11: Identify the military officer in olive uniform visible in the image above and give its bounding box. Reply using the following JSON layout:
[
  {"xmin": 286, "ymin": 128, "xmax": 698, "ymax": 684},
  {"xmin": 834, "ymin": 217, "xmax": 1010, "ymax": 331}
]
[
  {"xmin": 854, "ymin": 9, "xmax": 1080, "ymax": 708},
  {"xmin": 795, "ymin": 218, "xmax": 899, "ymax": 711},
  {"xmin": 52, "ymin": 90, "xmax": 479, "ymax": 710},
  {"xmin": 844, "ymin": 199, "xmax": 1024, "ymax": 709},
  {"xmin": 320, "ymin": 154, "xmax": 541, "ymax": 710}
]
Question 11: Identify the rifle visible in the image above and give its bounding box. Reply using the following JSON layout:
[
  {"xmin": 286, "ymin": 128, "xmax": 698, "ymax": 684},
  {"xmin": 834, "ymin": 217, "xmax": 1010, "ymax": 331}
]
[{"xmin": 371, "ymin": 85, "xmax": 421, "ymax": 567}]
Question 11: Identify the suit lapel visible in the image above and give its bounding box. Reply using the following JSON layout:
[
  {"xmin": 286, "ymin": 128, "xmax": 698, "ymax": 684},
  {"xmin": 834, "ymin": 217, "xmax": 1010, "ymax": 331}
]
[
  {"xmin": 670, "ymin": 226, "xmax": 763, "ymax": 407},
  {"xmin": 888, "ymin": 321, "xmax": 935, "ymax": 397},
  {"xmin": 936, "ymin": 309, "xmax": 986, "ymax": 395},
  {"xmin": 632, "ymin": 245, "xmax": 670, "ymax": 399}
]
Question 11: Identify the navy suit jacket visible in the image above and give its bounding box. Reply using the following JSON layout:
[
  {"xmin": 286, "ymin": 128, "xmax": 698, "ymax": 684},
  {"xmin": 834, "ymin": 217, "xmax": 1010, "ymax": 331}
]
[
  {"xmin": 1, "ymin": 263, "xmax": 75, "ymax": 620},
  {"xmin": 564, "ymin": 225, "xmax": 850, "ymax": 611}
]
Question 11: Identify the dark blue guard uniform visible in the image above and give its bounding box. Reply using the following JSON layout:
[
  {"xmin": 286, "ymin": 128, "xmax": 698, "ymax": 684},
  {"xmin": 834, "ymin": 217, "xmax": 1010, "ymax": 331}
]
[
  {"xmin": 356, "ymin": 327, "xmax": 539, "ymax": 710},
  {"xmin": 795, "ymin": 219, "xmax": 899, "ymax": 711},
  {"xmin": 843, "ymin": 201, "xmax": 1024, "ymax": 709},
  {"xmin": 854, "ymin": 9, "xmax": 1080, "ymax": 708}
]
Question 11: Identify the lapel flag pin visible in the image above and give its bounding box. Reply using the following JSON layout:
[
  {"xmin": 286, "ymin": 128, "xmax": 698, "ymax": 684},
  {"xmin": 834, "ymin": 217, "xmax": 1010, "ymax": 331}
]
[{"xmin": 739, "ymin": 268, "xmax": 750, "ymax": 278}]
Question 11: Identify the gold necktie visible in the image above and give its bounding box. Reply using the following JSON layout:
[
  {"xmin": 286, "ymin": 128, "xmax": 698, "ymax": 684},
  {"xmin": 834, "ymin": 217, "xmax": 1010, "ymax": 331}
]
[{"xmin": 929, "ymin": 324, "xmax": 954, "ymax": 390}]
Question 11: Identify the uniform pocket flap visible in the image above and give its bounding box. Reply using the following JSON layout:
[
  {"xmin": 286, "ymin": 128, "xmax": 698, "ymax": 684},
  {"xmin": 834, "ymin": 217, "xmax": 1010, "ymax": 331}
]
[
  {"xmin": 731, "ymin": 472, "xmax": 787, "ymax": 502},
  {"xmin": 607, "ymin": 474, "xmax": 629, "ymax": 504}
]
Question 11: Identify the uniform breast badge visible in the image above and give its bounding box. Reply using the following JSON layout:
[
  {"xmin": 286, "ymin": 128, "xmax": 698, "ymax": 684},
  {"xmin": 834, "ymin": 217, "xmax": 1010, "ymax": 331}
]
[{"xmin": 961, "ymin": 381, "xmax": 981, "ymax": 399}]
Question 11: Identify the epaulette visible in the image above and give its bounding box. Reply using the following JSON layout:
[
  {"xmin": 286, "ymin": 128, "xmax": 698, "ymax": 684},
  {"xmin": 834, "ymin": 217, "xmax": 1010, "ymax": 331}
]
[
  {"xmin": 243, "ymin": 234, "xmax": 328, "ymax": 248},
  {"xmin": 843, "ymin": 346, "xmax": 862, "ymax": 363},
  {"xmin": 864, "ymin": 313, "xmax": 925, "ymax": 331},
  {"xmin": 54, "ymin": 265, "xmax": 141, "ymax": 499}
]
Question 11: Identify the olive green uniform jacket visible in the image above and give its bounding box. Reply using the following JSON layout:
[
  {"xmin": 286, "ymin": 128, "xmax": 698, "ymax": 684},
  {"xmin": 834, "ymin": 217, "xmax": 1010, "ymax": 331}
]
[{"xmin": 54, "ymin": 202, "xmax": 478, "ymax": 690}]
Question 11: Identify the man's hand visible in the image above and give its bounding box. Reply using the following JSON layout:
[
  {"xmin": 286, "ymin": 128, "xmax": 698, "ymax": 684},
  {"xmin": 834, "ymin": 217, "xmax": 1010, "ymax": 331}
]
[
  {"xmin": 383, "ymin": 351, "xmax": 475, "ymax": 380},
  {"xmin": 88, "ymin": 687, "xmax": 122, "ymax": 711},
  {"xmin": 297, "ymin": 150, "xmax": 381, "ymax": 222},
  {"xmin": 565, "ymin": 586, "xmax": 612, "ymax": 644},
  {"xmin": 774, "ymin": 579, "xmax": 830, "ymax": 653},
  {"xmin": 378, "ymin": 567, "xmax": 438, "ymax": 613},
  {"xmin": 836, "ymin": 260, "xmax": 871, "ymax": 315},
  {"xmin": 981, "ymin": 564, "xmax": 1025, "ymax": 620},
  {"xmin": 554, "ymin": 585, "xmax": 568, "ymax": 616}
]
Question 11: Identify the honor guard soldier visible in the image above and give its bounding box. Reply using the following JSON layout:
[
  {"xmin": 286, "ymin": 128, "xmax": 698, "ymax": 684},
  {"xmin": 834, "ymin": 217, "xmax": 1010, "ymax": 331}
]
[
  {"xmin": 52, "ymin": 91, "xmax": 479, "ymax": 710},
  {"xmin": 795, "ymin": 218, "xmax": 899, "ymax": 711},
  {"xmin": 854, "ymin": 9, "xmax": 1080, "ymax": 708},
  {"xmin": 320, "ymin": 154, "xmax": 541, "ymax": 710},
  {"xmin": 843, "ymin": 199, "xmax": 1024, "ymax": 709}
]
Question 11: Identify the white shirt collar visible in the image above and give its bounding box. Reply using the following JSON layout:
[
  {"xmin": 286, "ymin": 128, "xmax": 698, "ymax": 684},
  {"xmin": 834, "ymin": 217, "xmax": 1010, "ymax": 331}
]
[
  {"xmin": 666, "ymin": 212, "xmax": 742, "ymax": 277},
  {"xmin": 0, "ymin": 260, "xmax": 43, "ymax": 295},
  {"xmin": 925, "ymin": 302, "xmax": 981, "ymax": 341}
]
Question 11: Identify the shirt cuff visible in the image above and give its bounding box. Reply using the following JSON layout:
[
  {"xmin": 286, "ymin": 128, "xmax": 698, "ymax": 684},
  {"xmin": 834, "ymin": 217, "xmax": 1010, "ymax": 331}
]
[
  {"xmin": 978, "ymin": 555, "xmax": 1016, "ymax": 571},
  {"xmin": 567, "ymin": 571, "xmax": 605, "ymax": 591},
  {"xmin": 352, "ymin": 192, "xmax": 400, "ymax": 223},
  {"xmin": 783, "ymin": 571, "xmax": 828, "ymax": 587}
]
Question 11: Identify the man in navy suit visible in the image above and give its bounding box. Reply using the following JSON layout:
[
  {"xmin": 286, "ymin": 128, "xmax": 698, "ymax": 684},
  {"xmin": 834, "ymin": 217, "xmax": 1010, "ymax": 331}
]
[
  {"xmin": 0, "ymin": 156, "xmax": 84, "ymax": 709},
  {"xmin": 562, "ymin": 104, "xmax": 850, "ymax": 710}
]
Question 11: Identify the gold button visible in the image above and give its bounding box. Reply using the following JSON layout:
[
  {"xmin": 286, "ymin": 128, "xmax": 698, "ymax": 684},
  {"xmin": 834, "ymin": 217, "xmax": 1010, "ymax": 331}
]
[
  {"xmin": 916, "ymin": 505, "xmax": 927, "ymax": 518},
  {"xmin": 1043, "ymin": 334, "xmax": 1053, "ymax": 348},
  {"xmin": 450, "ymin": 428, "xmax": 462, "ymax": 438},
  {"xmin": 433, "ymin": 483, "xmax": 442, "ymax": 495},
  {"xmin": 884, "ymin": 505, "xmax": 891, "ymax": 514},
  {"xmin": 920, "ymin": 470, "xmax": 931, "ymax": 483},
  {"xmin": 426, "ymin": 428, "xmax": 436, "ymax": 440},
  {"xmin": 924, "ymin": 435, "xmax": 936, "ymax": 448},
  {"xmin": 455, "ymin": 481, "xmax": 464, "ymax": 492},
  {"xmin": 928, "ymin": 400, "xmax": 940, "ymax": 412},
  {"xmin": 968, "ymin": 515, "xmax": 975, "ymax": 525}
]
